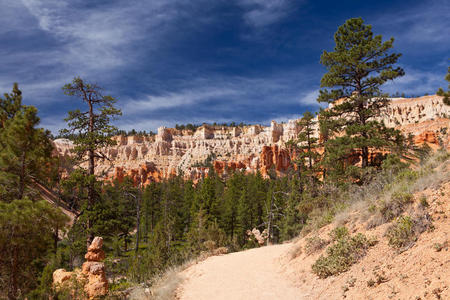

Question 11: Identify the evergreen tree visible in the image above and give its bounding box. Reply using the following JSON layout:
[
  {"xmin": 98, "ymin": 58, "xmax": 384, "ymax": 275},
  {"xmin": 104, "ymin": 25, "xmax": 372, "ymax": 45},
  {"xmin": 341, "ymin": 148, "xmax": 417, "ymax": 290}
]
[
  {"xmin": 222, "ymin": 172, "xmax": 243, "ymax": 239},
  {"xmin": 0, "ymin": 84, "xmax": 56, "ymax": 202},
  {"xmin": 280, "ymin": 175, "xmax": 303, "ymax": 240},
  {"xmin": 0, "ymin": 199, "xmax": 68, "ymax": 299},
  {"xmin": 294, "ymin": 111, "xmax": 320, "ymax": 179},
  {"xmin": 0, "ymin": 83, "xmax": 22, "ymax": 128},
  {"xmin": 437, "ymin": 66, "xmax": 450, "ymax": 105},
  {"xmin": 318, "ymin": 18, "xmax": 405, "ymax": 176},
  {"xmin": 61, "ymin": 77, "xmax": 121, "ymax": 247},
  {"xmin": 142, "ymin": 182, "xmax": 162, "ymax": 241},
  {"xmin": 94, "ymin": 179, "xmax": 136, "ymax": 250}
]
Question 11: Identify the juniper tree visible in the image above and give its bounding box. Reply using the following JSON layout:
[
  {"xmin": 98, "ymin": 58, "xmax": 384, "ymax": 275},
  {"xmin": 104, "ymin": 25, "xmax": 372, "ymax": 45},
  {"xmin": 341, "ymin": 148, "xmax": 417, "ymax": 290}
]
[
  {"xmin": 61, "ymin": 77, "xmax": 121, "ymax": 247},
  {"xmin": 318, "ymin": 18, "xmax": 405, "ymax": 174}
]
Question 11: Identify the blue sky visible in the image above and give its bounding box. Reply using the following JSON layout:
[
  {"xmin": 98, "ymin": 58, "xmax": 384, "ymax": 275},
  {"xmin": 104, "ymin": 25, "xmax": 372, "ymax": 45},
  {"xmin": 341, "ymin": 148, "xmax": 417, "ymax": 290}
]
[{"xmin": 1, "ymin": 0, "xmax": 449, "ymax": 133}]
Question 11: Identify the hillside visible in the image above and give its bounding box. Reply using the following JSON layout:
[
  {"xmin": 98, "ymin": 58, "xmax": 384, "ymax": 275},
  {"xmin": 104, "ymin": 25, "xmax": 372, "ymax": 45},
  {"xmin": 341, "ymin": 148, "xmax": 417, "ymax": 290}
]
[
  {"xmin": 170, "ymin": 157, "xmax": 449, "ymax": 300},
  {"xmin": 53, "ymin": 95, "xmax": 450, "ymax": 184}
]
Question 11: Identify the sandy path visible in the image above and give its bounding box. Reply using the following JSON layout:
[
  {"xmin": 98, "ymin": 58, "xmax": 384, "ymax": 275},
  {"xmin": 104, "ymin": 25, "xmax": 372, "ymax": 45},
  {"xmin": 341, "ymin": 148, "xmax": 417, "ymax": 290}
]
[{"xmin": 177, "ymin": 243, "xmax": 304, "ymax": 300}]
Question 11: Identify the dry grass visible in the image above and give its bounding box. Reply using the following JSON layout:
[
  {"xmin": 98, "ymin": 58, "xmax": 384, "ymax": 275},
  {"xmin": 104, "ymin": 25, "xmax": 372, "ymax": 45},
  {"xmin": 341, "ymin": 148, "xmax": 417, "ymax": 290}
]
[
  {"xmin": 334, "ymin": 152, "xmax": 449, "ymax": 229},
  {"xmin": 287, "ymin": 242, "xmax": 303, "ymax": 260},
  {"xmin": 305, "ymin": 236, "xmax": 329, "ymax": 255},
  {"xmin": 149, "ymin": 266, "xmax": 185, "ymax": 300},
  {"xmin": 147, "ymin": 246, "xmax": 229, "ymax": 300}
]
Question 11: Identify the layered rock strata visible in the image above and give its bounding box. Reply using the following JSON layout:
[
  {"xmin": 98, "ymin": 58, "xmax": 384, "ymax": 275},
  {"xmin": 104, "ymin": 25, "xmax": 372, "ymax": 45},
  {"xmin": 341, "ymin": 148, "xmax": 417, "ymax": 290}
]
[{"xmin": 53, "ymin": 95, "xmax": 449, "ymax": 184}]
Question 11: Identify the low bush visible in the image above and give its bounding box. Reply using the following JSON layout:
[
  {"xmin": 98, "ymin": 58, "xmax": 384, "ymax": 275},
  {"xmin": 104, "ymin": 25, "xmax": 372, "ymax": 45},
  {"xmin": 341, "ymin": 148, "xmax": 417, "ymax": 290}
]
[
  {"xmin": 379, "ymin": 192, "xmax": 414, "ymax": 222},
  {"xmin": 329, "ymin": 226, "xmax": 349, "ymax": 241},
  {"xmin": 386, "ymin": 216, "xmax": 415, "ymax": 248},
  {"xmin": 312, "ymin": 230, "xmax": 376, "ymax": 278},
  {"xmin": 386, "ymin": 213, "xmax": 433, "ymax": 250},
  {"xmin": 419, "ymin": 195, "xmax": 429, "ymax": 208},
  {"xmin": 110, "ymin": 278, "xmax": 134, "ymax": 292}
]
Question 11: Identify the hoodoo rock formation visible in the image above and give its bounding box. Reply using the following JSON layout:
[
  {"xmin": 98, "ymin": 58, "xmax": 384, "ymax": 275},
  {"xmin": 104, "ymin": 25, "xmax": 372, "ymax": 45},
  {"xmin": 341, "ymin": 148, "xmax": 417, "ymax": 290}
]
[
  {"xmin": 53, "ymin": 95, "xmax": 449, "ymax": 184},
  {"xmin": 82, "ymin": 237, "xmax": 108, "ymax": 298},
  {"xmin": 53, "ymin": 237, "xmax": 108, "ymax": 299}
]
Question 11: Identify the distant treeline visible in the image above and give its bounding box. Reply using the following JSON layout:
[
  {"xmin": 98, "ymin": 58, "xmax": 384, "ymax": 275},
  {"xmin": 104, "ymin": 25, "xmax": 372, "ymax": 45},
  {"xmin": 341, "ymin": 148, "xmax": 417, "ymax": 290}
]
[
  {"xmin": 390, "ymin": 91, "xmax": 432, "ymax": 98},
  {"xmin": 53, "ymin": 129, "xmax": 156, "ymax": 140},
  {"xmin": 175, "ymin": 122, "xmax": 249, "ymax": 131},
  {"xmin": 53, "ymin": 123, "xmax": 252, "ymax": 140}
]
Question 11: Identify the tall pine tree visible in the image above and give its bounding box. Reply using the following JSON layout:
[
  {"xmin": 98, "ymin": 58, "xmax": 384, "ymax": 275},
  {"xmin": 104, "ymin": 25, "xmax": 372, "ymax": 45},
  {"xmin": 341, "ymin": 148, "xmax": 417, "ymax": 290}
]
[
  {"xmin": 61, "ymin": 77, "xmax": 121, "ymax": 247},
  {"xmin": 318, "ymin": 18, "xmax": 405, "ymax": 177},
  {"xmin": 0, "ymin": 84, "xmax": 55, "ymax": 202}
]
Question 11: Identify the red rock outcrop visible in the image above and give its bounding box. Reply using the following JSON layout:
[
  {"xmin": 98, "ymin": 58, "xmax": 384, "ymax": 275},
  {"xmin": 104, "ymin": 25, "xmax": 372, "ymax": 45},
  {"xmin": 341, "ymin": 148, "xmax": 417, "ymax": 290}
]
[
  {"xmin": 260, "ymin": 145, "xmax": 292, "ymax": 175},
  {"xmin": 414, "ymin": 130, "xmax": 439, "ymax": 146},
  {"xmin": 53, "ymin": 237, "xmax": 108, "ymax": 299},
  {"xmin": 82, "ymin": 237, "xmax": 108, "ymax": 299},
  {"xmin": 213, "ymin": 161, "xmax": 247, "ymax": 175}
]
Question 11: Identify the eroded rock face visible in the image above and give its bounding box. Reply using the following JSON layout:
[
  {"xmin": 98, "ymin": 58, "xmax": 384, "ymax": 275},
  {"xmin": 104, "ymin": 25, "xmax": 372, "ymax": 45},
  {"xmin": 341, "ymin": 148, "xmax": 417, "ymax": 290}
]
[
  {"xmin": 53, "ymin": 95, "xmax": 450, "ymax": 184},
  {"xmin": 53, "ymin": 269, "xmax": 74, "ymax": 287},
  {"xmin": 83, "ymin": 237, "xmax": 108, "ymax": 299}
]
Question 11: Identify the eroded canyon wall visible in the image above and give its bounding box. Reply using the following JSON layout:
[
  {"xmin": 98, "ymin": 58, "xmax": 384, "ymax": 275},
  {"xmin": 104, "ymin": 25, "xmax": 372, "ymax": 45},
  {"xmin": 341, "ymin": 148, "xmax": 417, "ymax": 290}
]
[{"xmin": 53, "ymin": 95, "xmax": 450, "ymax": 184}]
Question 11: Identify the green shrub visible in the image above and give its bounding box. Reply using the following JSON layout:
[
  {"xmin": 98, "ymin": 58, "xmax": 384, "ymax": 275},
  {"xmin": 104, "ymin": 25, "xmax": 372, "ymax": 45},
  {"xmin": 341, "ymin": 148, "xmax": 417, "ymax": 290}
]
[
  {"xmin": 419, "ymin": 195, "xmax": 429, "ymax": 208},
  {"xmin": 312, "ymin": 231, "xmax": 376, "ymax": 278},
  {"xmin": 379, "ymin": 192, "xmax": 414, "ymax": 222},
  {"xmin": 433, "ymin": 242, "xmax": 447, "ymax": 252},
  {"xmin": 110, "ymin": 278, "xmax": 133, "ymax": 291},
  {"xmin": 395, "ymin": 169, "xmax": 419, "ymax": 182},
  {"xmin": 391, "ymin": 192, "xmax": 414, "ymax": 204},
  {"xmin": 329, "ymin": 226, "xmax": 349, "ymax": 241},
  {"xmin": 386, "ymin": 216, "xmax": 415, "ymax": 248}
]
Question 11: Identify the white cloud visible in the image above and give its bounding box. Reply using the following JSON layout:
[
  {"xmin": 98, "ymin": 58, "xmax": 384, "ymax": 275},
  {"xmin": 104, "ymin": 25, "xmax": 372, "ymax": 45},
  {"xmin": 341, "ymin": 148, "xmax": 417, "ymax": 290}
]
[
  {"xmin": 19, "ymin": 0, "xmax": 172, "ymax": 72},
  {"xmin": 374, "ymin": 0, "xmax": 450, "ymax": 46},
  {"xmin": 300, "ymin": 89, "xmax": 319, "ymax": 105},
  {"xmin": 123, "ymin": 87, "xmax": 243, "ymax": 114},
  {"xmin": 237, "ymin": 0, "xmax": 293, "ymax": 27},
  {"xmin": 0, "ymin": 0, "xmax": 188, "ymax": 105},
  {"xmin": 383, "ymin": 67, "xmax": 444, "ymax": 96}
]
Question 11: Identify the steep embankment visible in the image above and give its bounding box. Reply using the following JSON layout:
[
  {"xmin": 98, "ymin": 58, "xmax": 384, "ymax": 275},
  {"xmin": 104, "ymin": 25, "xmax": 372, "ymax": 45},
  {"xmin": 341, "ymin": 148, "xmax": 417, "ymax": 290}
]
[
  {"xmin": 176, "ymin": 162, "xmax": 450, "ymax": 300},
  {"xmin": 281, "ymin": 181, "xmax": 450, "ymax": 299}
]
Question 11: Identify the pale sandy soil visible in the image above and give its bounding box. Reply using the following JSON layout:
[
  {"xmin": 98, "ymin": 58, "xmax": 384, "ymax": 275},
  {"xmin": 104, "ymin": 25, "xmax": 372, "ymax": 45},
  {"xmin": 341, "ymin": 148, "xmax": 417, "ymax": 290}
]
[
  {"xmin": 176, "ymin": 180, "xmax": 449, "ymax": 300},
  {"xmin": 176, "ymin": 243, "xmax": 302, "ymax": 300}
]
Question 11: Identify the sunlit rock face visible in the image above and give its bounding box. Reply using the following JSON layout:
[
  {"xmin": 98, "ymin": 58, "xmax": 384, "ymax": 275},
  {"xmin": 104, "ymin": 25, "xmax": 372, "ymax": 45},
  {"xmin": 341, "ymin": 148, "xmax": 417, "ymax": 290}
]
[
  {"xmin": 53, "ymin": 237, "xmax": 108, "ymax": 299},
  {"xmin": 53, "ymin": 95, "xmax": 449, "ymax": 184}
]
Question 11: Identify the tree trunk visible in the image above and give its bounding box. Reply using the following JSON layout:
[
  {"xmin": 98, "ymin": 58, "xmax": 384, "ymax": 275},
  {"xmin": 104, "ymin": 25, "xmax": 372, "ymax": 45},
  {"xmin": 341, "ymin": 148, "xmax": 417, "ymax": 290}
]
[
  {"xmin": 54, "ymin": 225, "xmax": 58, "ymax": 254},
  {"xmin": 135, "ymin": 184, "xmax": 141, "ymax": 254},
  {"xmin": 18, "ymin": 151, "xmax": 26, "ymax": 200},
  {"xmin": 87, "ymin": 100, "xmax": 95, "ymax": 248},
  {"xmin": 361, "ymin": 146, "xmax": 369, "ymax": 168},
  {"xmin": 307, "ymin": 131, "xmax": 313, "ymax": 170},
  {"xmin": 8, "ymin": 248, "xmax": 18, "ymax": 300}
]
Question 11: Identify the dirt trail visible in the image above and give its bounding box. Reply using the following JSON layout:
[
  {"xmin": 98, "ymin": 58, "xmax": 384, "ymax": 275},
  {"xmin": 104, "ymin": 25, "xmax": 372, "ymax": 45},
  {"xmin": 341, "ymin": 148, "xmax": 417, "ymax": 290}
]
[{"xmin": 176, "ymin": 243, "xmax": 304, "ymax": 300}]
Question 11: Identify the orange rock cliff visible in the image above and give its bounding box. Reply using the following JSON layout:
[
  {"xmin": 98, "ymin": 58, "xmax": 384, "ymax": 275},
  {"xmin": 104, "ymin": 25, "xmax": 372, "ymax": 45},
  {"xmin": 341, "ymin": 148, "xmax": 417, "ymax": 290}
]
[{"xmin": 53, "ymin": 95, "xmax": 449, "ymax": 184}]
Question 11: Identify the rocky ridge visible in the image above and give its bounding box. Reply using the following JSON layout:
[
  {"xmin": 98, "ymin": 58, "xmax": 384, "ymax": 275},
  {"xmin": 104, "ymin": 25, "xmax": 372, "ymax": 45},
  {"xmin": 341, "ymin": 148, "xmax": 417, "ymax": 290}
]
[{"xmin": 53, "ymin": 95, "xmax": 449, "ymax": 184}]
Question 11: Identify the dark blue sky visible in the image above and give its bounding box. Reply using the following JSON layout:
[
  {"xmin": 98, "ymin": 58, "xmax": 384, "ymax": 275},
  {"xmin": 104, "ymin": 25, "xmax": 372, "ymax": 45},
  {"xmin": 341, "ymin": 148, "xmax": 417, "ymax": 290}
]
[{"xmin": 1, "ymin": 0, "xmax": 449, "ymax": 133}]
